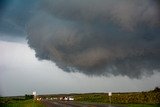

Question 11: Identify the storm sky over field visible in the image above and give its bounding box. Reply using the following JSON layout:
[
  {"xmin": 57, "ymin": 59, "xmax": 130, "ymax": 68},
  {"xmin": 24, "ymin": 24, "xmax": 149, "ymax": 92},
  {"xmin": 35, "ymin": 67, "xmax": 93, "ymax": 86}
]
[{"xmin": 0, "ymin": 0, "xmax": 160, "ymax": 96}]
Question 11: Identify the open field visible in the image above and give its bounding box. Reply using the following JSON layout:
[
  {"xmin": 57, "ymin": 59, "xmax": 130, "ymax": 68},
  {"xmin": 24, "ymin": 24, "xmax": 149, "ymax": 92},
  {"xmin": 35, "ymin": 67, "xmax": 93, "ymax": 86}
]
[
  {"xmin": 37, "ymin": 88, "xmax": 160, "ymax": 107},
  {"xmin": 0, "ymin": 97, "xmax": 159, "ymax": 107},
  {"xmin": 0, "ymin": 88, "xmax": 159, "ymax": 107},
  {"xmin": 0, "ymin": 98, "xmax": 44, "ymax": 107},
  {"xmin": 73, "ymin": 88, "xmax": 160, "ymax": 105},
  {"xmin": 67, "ymin": 101, "xmax": 160, "ymax": 107},
  {"xmin": 74, "ymin": 92, "xmax": 160, "ymax": 104},
  {"xmin": 127, "ymin": 104, "xmax": 160, "ymax": 107}
]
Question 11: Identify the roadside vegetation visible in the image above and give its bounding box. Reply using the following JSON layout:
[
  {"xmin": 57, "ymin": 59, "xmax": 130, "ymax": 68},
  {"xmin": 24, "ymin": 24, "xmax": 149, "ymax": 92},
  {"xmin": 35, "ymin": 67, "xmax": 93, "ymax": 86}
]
[
  {"xmin": 0, "ymin": 100, "xmax": 44, "ymax": 107},
  {"xmin": 127, "ymin": 104, "xmax": 160, "ymax": 107},
  {"xmin": 0, "ymin": 87, "xmax": 159, "ymax": 107},
  {"xmin": 74, "ymin": 87, "xmax": 160, "ymax": 106},
  {"xmin": 0, "ymin": 96, "xmax": 44, "ymax": 107}
]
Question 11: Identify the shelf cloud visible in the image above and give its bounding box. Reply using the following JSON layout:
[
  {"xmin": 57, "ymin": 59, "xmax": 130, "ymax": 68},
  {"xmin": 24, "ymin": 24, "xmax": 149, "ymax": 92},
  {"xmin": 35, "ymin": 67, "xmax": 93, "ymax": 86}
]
[{"xmin": 26, "ymin": 0, "xmax": 160, "ymax": 78}]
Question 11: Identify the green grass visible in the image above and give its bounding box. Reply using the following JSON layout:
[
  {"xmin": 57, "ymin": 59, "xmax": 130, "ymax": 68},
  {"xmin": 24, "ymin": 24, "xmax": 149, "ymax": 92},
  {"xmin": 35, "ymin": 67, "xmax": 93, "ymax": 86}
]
[
  {"xmin": 74, "ymin": 92, "xmax": 160, "ymax": 104},
  {"xmin": 127, "ymin": 104, "xmax": 160, "ymax": 107},
  {"xmin": 76, "ymin": 101, "xmax": 159, "ymax": 107},
  {"xmin": 0, "ymin": 100, "xmax": 44, "ymax": 107}
]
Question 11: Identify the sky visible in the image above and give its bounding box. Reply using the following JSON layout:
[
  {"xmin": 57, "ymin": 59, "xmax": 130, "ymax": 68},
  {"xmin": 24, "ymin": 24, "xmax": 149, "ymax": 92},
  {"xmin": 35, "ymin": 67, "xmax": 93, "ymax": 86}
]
[{"xmin": 0, "ymin": 0, "xmax": 160, "ymax": 96}]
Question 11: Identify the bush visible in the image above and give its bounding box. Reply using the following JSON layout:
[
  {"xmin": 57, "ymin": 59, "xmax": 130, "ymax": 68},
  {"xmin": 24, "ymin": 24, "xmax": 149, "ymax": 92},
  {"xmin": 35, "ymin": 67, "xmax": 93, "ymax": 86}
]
[{"xmin": 25, "ymin": 94, "xmax": 34, "ymax": 100}]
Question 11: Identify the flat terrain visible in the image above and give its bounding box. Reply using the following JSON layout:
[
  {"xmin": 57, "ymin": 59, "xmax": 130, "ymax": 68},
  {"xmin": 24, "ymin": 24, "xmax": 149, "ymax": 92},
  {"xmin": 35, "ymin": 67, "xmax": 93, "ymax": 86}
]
[
  {"xmin": 0, "ymin": 99, "xmax": 44, "ymax": 107},
  {"xmin": 42, "ymin": 100, "xmax": 124, "ymax": 107}
]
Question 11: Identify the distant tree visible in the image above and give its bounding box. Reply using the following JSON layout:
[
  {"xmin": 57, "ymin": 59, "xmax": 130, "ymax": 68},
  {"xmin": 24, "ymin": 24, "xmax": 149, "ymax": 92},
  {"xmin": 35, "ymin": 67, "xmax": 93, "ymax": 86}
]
[
  {"xmin": 153, "ymin": 87, "xmax": 160, "ymax": 92},
  {"xmin": 25, "ymin": 94, "xmax": 34, "ymax": 100}
]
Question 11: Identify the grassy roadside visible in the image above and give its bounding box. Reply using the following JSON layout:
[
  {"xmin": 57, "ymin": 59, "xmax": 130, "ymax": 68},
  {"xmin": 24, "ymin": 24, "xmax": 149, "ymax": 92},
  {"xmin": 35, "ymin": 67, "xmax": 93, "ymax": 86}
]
[
  {"xmin": 74, "ymin": 91, "xmax": 160, "ymax": 105},
  {"xmin": 0, "ymin": 99, "xmax": 44, "ymax": 107},
  {"xmin": 127, "ymin": 104, "xmax": 160, "ymax": 107},
  {"xmin": 112, "ymin": 103, "xmax": 160, "ymax": 107},
  {"xmin": 73, "ymin": 101, "xmax": 160, "ymax": 107}
]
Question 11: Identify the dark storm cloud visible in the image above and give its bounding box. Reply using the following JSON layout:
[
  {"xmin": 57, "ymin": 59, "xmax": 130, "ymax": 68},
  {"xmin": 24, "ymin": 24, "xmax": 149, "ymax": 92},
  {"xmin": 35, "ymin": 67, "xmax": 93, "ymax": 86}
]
[
  {"xmin": 0, "ymin": 0, "xmax": 38, "ymax": 36},
  {"xmin": 27, "ymin": 0, "xmax": 160, "ymax": 78},
  {"xmin": 41, "ymin": 0, "xmax": 160, "ymax": 30},
  {"xmin": 0, "ymin": 0, "xmax": 160, "ymax": 78}
]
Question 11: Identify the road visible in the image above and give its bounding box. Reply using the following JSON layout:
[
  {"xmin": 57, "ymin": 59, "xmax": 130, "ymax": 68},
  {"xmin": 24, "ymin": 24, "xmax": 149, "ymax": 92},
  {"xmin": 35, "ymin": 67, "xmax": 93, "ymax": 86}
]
[{"xmin": 41, "ymin": 100, "xmax": 125, "ymax": 107}]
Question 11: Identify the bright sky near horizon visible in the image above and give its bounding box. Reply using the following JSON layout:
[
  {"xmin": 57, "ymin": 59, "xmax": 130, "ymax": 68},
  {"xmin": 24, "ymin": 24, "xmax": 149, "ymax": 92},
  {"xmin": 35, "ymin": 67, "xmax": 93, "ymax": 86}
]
[{"xmin": 0, "ymin": 0, "xmax": 160, "ymax": 96}]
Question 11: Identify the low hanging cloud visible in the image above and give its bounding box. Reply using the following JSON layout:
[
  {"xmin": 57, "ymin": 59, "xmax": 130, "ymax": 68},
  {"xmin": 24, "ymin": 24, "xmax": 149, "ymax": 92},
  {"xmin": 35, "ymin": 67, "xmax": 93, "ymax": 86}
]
[{"xmin": 27, "ymin": 0, "xmax": 160, "ymax": 78}]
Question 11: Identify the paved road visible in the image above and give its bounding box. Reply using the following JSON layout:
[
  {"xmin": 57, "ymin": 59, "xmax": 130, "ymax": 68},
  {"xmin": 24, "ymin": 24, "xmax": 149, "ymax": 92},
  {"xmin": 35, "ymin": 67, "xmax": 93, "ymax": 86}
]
[{"xmin": 41, "ymin": 100, "xmax": 124, "ymax": 107}]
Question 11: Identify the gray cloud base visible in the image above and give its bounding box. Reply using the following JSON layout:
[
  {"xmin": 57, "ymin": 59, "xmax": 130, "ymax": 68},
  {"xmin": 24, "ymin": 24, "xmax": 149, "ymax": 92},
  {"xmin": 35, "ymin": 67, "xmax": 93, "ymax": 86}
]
[{"xmin": 26, "ymin": 0, "xmax": 160, "ymax": 78}]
